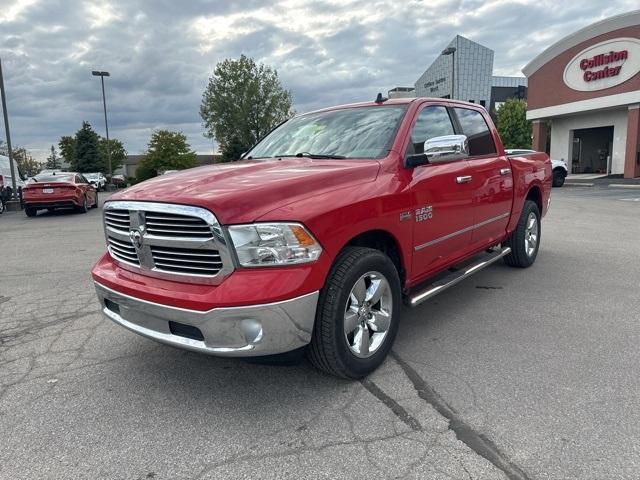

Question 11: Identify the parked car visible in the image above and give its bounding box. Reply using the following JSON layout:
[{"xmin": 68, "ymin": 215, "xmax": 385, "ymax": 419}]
[
  {"xmin": 92, "ymin": 98, "xmax": 551, "ymax": 378},
  {"xmin": 85, "ymin": 172, "xmax": 107, "ymax": 191},
  {"xmin": 111, "ymin": 175, "xmax": 126, "ymax": 188},
  {"xmin": 505, "ymin": 149, "xmax": 567, "ymax": 187},
  {"xmin": 22, "ymin": 172, "xmax": 98, "ymax": 217},
  {"xmin": 0, "ymin": 154, "xmax": 26, "ymax": 208}
]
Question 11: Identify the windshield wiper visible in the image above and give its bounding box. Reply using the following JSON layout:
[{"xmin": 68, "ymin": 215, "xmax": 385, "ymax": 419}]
[{"xmin": 294, "ymin": 152, "xmax": 346, "ymax": 159}]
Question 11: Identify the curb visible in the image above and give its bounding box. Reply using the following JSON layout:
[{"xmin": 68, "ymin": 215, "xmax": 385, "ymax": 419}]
[
  {"xmin": 564, "ymin": 182, "xmax": 594, "ymax": 187},
  {"xmin": 608, "ymin": 184, "xmax": 640, "ymax": 189}
]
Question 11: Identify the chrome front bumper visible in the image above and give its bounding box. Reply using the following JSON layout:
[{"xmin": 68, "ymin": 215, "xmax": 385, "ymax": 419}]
[{"xmin": 94, "ymin": 282, "xmax": 319, "ymax": 357}]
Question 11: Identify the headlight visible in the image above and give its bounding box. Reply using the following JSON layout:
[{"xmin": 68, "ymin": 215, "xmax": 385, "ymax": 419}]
[{"xmin": 228, "ymin": 222, "xmax": 322, "ymax": 267}]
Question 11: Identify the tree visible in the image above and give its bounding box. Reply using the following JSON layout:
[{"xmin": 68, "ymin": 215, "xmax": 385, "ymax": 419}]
[
  {"xmin": 98, "ymin": 138, "xmax": 126, "ymax": 174},
  {"xmin": 58, "ymin": 136, "xmax": 76, "ymax": 168},
  {"xmin": 136, "ymin": 130, "xmax": 198, "ymax": 181},
  {"xmin": 74, "ymin": 121, "xmax": 101, "ymax": 173},
  {"xmin": 45, "ymin": 145, "xmax": 61, "ymax": 169},
  {"xmin": 200, "ymin": 55, "xmax": 293, "ymax": 161},
  {"xmin": 495, "ymin": 99, "xmax": 532, "ymax": 149},
  {"xmin": 13, "ymin": 147, "xmax": 42, "ymax": 177}
]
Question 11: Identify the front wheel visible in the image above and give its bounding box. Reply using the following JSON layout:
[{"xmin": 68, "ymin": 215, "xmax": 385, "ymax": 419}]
[
  {"xmin": 504, "ymin": 200, "xmax": 541, "ymax": 268},
  {"xmin": 307, "ymin": 247, "xmax": 401, "ymax": 379},
  {"xmin": 552, "ymin": 169, "xmax": 566, "ymax": 187}
]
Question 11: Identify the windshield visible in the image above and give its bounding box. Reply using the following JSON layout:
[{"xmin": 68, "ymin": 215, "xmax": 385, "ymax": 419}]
[
  {"xmin": 35, "ymin": 174, "xmax": 75, "ymax": 183},
  {"xmin": 247, "ymin": 105, "xmax": 407, "ymax": 160},
  {"xmin": 85, "ymin": 173, "xmax": 99, "ymax": 179}
]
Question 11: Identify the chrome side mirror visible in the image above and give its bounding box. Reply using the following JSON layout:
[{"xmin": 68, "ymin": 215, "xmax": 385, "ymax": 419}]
[
  {"xmin": 405, "ymin": 134, "xmax": 469, "ymax": 167},
  {"xmin": 424, "ymin": 134, "xmax": 469, "ymax": 163}
]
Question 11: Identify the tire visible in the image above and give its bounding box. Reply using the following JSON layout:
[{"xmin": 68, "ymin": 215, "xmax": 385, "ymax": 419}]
[
  {"xmin": 0, "ymin": 201, "xmax": 4, "ymax": 214},
  {"xmin": 552, "ymin": 169, "xmax": 566, "ymax": 187},
  {"xmin": 77, "ymin": 195, "xmax": 89, "ymax": 214},
  {"xmin": 307, "ymin": 247, "xmax": 401, "ymax": 379},
  {"xmin": 504, "ymin": 200, "xmax": 541, "ymax": 268},
  {"xmin": 25, "ymin": 207, "xmax": 36, "ymax": 217}
]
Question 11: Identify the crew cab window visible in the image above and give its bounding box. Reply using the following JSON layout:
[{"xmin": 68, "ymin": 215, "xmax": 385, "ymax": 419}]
[
  {"xmin": 408, "ymin": 106, "xmax": 455, "ymax": 154},
  {"xmin": 453, "ymin": 108, "xmax": 496, "ymax": 156},
  {"xmin": 246, "ymin": 105, "xmax": 407, "ymax": 160}
]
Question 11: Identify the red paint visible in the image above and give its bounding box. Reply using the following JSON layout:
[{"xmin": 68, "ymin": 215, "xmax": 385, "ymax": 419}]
[{"xmin": 92, "ymin": 98, "xmax": 551, "ymax": 306}]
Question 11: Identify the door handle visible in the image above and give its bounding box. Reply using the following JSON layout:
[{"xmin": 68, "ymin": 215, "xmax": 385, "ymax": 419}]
[
  {"xmin": 456, "ymin": 175, "xmax": 473, "ymax": 184},
  {"xmin": 500, "ymin": 168, "xmax": 511, "ymax": 176}
]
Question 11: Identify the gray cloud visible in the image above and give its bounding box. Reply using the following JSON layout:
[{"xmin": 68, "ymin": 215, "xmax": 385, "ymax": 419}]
[{"xmin": 0, "ymin": 0, "xmax": 638, "ymax": 160}]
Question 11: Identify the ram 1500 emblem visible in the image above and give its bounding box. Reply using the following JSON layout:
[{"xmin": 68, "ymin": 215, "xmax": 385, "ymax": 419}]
[{"xmin": 415, "ymin": 206, "xmax": 433, "ymax": 222}]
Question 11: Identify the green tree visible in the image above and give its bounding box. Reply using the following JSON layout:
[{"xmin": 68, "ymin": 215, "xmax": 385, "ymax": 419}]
[
  {"xmin": 98, "ymin": 137, "xmax": 126, "ymax": 174},
  {"xmin": 45, "ymin": 145, "xmax": 61, "ymax": 169},
  {"xmin": 136, "ymin": 130, "xmax": 198, "ymax": 181},
  {"xmin": 74, "ymin": 121, "xmax": 101, "ymax": 172},
  {"xmin": 200, "ymin": 55, "xmax": 293, "ymax": 161},
  {"xmin": 495, "ymin": 99, "xmax": 532, "ymax": 149},
  {"xmin": 58, "ymin": 136, "xmax": 76, "ymax": 168},
  {"xmin": 13, "ymin": 147, "xmax": 42, "ymax": 177}
]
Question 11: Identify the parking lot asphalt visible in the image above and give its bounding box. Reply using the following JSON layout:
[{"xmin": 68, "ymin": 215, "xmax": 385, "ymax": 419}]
[{"xmin": 1, "ymin": 187, "xmax": 639, "ymax": 480}]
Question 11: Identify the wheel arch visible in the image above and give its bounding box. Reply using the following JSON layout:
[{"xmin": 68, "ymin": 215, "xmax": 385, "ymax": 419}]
[
  {"xmin": 341, "ymin": 229, "xmax": 407, "ymax": 288},
  {"xmin": 526, "ymin": 185, "xmax": 543, "ymax": 213}
]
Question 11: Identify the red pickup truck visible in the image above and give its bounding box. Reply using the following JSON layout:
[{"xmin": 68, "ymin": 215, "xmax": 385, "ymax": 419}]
[{"xmin": 92, "ymin": 98, "xmax": 551, "ymax": 378}]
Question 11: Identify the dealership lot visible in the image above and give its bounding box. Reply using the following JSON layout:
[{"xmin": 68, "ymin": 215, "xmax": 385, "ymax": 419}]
[{"xmin": 1, "ymin": 187, "xmax": 639, "ymax": 480}]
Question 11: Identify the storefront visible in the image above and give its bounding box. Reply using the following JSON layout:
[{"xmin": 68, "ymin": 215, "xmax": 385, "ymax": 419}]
[{"xmin": 523, "ymin": 11, "xmax": 640, "ymax": 178}]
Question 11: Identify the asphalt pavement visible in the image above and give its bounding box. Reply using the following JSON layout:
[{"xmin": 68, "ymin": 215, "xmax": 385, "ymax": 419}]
[{"xmin": 1, "ymin": 186, "xmax": 638, "ymax": 479}]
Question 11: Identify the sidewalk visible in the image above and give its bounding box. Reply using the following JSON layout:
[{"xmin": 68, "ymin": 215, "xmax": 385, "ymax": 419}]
[{"xmin": 565, "ymin": 174, "xmax": 640, "ymax": 188}]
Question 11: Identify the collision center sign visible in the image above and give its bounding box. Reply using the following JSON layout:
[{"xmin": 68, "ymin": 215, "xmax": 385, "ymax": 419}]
[{"xmin": 563, "ymin": 37, "xmax": 640, "ymax": 91}]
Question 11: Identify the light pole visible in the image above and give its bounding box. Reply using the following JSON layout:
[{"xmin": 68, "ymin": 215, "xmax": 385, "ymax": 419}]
[
  {"xmin": 441, "ymin": 46, "xmax": 456, "ymax": 100},
  {"xmin": 0, "ymin": 58, "xmax": 18, "ymax": 203},
  {"xmin": 92, "ymin": 70, "xmax": 111, "ymax": 179}
]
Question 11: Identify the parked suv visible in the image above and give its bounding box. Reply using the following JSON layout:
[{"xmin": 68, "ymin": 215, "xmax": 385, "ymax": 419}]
[
  {"xmin": 92, "ymin": 98, "xmax": 551, "ymax": 378},
  {"xmin": 85, "ymin": 172, "xmax": 107, "ymax": 191}
]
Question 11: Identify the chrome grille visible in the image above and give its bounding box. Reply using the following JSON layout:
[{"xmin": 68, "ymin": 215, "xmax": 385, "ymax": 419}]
[
  {"xmin": 102, "ymin": 201, "xmax": 234, "ymax": 285},
  {"xmin": 145, "ymin": 212, "xmax": 213, "ymax": 238},
  {"xmin": 104, "ymin": 209, "xmax": 130, "ymax": 232},
  {"xmin": 107, "ymin": 236, "xmax": 140, "ymax": 265},
  {"xmin": 150, "ymin": 246, "xmax": 223, "ymax": 275}
]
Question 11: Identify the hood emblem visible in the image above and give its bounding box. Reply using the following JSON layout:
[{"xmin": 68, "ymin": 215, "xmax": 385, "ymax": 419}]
[{"xmin": 129, "ymin": 227, "xmax": 145, "ymax": 250}]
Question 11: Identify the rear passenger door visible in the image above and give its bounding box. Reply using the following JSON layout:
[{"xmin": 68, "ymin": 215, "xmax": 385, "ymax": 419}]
[{"xmin": 451, "ymin": 107, "xmax": 513, "ymax": 247}]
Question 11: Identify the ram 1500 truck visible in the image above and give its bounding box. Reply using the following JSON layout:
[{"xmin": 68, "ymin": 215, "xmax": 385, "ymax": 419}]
[{"xmin": 92, "ymin": 97, "xmax": 551, "ymax": 379}]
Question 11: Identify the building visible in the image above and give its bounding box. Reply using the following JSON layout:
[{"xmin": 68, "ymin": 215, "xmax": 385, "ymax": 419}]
[
  {"xmin": 387, "ymin": 87, "xmax": 415, "ymax": 99},
  {"xmin": 119, "ymin": 154, "xmax": 222, "ymax": 178},
  {"xmin": 523, "ymin": 10, "xmax": 640, "ymax": 178},
  {"xmin": 391, "ymin": 35, "xmax": 527, "ymax": 113}
]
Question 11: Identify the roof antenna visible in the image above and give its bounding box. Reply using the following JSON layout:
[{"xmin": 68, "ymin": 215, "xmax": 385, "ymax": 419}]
[{"xmin": 375, "ymin": 92, "xmax": 387, "ymax": 103}]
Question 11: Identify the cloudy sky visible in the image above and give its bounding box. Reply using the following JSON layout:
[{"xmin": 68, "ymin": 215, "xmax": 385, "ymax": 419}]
[{"xmin": 0, "ymin": 0, "xmax": 638, "ymax": 160}]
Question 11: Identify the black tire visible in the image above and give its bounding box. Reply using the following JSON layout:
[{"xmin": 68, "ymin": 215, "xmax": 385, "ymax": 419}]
[
  {"xmin": 307, "ymin": 247, "xmax": 401, "ymax": 379},
  {"xmin": 552, "ymin": 169, "xmax": 565, "ymax": 187},
  {"xmin": 25, "ymin": 207, "xmax": 37, "ymax": 217},
  {"xmin": 77, "ymin": 195, "xmax": 89, "ymax": 213},
  {"xmin": 504, "ymin": 200, "xmax": 541, "ymax": 268}
]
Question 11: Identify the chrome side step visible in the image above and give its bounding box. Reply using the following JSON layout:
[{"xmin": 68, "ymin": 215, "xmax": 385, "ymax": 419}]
[{"xmin": 408, "ymin": 247, "xmax": 512, "ymax": 307}]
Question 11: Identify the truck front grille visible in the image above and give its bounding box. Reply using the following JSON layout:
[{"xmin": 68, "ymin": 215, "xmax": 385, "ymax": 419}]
[{"xmin": 102, "ymin": 201, "xmax": 233, "ymax": 285}]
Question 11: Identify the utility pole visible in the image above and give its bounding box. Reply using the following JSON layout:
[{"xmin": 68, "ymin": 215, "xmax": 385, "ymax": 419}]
[{"xmin": 0, "ymin": 57, "xmax": 18, "ymax": 203}]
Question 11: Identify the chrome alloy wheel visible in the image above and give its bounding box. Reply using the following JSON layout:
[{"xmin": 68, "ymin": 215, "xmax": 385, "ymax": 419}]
[
  {"xmin": 343, "ymin": 271, "xmax": 393, "ymax": 358},
  {"xmin": 524, "ymin": 212, "xmax": 538, "ymax": 257}
]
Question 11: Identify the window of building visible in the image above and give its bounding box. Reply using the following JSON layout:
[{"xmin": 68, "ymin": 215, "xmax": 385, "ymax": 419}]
[
  {"xmin": 453, "ymin": 108, "xmax": 496, "ymax": 156},
  {"xmin": 408, "ymin": 106, "xmax": 455, "ymax": 154},
  {"xmin": 479, "ymin": 100, "xmax": 486, "ymax": 107}
]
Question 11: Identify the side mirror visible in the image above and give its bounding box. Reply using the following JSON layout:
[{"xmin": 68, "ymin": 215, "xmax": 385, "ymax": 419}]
[{"xmin": 405, "ymin": 134, "xmax": 469, "ymax": 167}]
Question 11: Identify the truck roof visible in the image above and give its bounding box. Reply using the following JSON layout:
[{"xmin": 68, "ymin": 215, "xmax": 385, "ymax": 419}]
[{"xmin": 304, "ymin": 97, "xmax": 484, "ymax": 116}]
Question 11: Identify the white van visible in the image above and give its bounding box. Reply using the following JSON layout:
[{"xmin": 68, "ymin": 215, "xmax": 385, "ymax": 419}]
[{"xmin": 0, "ymin": 154, "xmax": 25, "ymax": 212}]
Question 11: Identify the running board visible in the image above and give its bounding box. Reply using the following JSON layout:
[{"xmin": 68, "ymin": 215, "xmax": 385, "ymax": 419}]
[{"xmin": 408, "ymin": 247, "xmax": 511, "ymax": 307}]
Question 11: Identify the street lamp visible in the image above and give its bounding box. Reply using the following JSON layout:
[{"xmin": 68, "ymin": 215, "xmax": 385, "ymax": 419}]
[
  {"xmin": 441, "ymin": 46, "xmax": 456, "ymax": 100},
  {"xmin": 92, "ymin": 70, "xmax": 111, "ymax": 179}
]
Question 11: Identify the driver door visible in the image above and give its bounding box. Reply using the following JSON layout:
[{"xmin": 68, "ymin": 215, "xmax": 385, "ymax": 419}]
[{"xmin": 407, "ymin": 104, "xmax": 475, "ymax": 280}]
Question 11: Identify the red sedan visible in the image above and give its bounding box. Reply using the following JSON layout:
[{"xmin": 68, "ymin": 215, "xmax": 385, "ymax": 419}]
[{"xmin": 22, "ymin": 172, "xmax": 98, "ymax": 217}]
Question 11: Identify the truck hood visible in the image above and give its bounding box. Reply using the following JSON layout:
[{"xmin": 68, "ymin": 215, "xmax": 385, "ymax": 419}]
[{"xmin": 109, "ymin": 158, "xmax": 380, "ymax": 224}]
